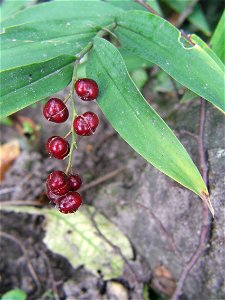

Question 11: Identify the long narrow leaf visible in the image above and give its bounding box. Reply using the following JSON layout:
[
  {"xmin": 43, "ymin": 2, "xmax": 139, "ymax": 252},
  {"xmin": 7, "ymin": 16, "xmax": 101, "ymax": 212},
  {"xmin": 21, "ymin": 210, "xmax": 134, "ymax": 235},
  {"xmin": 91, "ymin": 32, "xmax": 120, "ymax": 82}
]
[
  {"xmin": 210, "ymin": 10, "xmax": 225, "ymax": 63},
  {"xmin": 1, "ymin": 1, "xmax": 122, "ymax": 28},
  {"xmin": 0, "ymin": 55, "xmax": 74, "ymax": 118},
  {"xmin": 87, "ymin": 37, "xmax": 213, "ymax": 214},
  {"xmin": 115, "ymin": 11, "xmax": 225, "ymax": 112}
]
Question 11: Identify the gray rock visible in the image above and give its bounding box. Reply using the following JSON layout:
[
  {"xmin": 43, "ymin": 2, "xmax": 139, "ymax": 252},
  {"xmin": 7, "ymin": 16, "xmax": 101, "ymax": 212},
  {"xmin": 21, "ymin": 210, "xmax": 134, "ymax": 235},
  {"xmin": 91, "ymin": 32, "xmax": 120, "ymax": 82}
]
[{"xmin": 94, "ymin": 103, "xmax": 225, "ymax": 299}]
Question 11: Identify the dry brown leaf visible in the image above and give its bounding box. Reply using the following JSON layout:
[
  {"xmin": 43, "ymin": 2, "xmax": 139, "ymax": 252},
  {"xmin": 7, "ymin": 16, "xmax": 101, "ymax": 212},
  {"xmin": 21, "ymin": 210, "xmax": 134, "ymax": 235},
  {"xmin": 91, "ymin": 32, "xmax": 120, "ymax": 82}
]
[
  {"xmin": 151, "ymin": 265, "xmax": 176, "ymax": 297},
  {"xmin": 0, "ymin": 140, "xmax": 20, "ymax": 181}
]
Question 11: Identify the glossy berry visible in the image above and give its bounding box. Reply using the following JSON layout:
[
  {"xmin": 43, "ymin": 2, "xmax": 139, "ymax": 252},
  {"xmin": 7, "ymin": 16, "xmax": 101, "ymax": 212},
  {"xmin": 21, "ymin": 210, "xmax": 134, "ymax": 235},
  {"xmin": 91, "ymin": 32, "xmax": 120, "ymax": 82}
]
[
  {"xmin": 46, "ymin": 188, "xmax": 61, "ymax": 204},
  {"xmin": 73, "ymin": 112, "xmax": 99, "ymax": 136},
  {"xmin": 46, "ymin": 170, "xmax": 70, "ymax": 196},
  {"xmin": 75, "ymin": 78, "xmax": 99, "ymax": 101},
  {"xmin": 43, "ymin": 98, "xmax": 69, "ymax": 123},
  {"xmin": 46, "ymin": 136, "xmax": 70, "ymax": 160},
  {"xmin": 57, "ymin": 191, "xmax": 82, "ymax": 214},
  {"xmin": 69, "ymin": 174, "xmax": 82, "ymax": 191}
]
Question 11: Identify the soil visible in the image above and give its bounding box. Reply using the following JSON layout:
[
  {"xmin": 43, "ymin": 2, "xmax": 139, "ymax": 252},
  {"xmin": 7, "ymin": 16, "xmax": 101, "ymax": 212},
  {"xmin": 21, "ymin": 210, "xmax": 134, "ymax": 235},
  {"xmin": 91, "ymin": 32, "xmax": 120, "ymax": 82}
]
[{"xmin": 0, "ymin": 84, "xmax": 224, "ymax": 300}]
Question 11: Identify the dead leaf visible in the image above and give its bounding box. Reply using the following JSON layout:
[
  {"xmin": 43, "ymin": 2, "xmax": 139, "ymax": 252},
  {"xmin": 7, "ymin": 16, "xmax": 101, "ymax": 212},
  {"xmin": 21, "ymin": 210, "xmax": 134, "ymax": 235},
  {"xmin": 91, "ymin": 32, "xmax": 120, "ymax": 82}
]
[
  {"xmin": 0, "ymin": 140, "xmax": 20, "ymax": 181},
  {"xmin": 151, "ymin": 265, "xmax": 176, "ymax": 297}
]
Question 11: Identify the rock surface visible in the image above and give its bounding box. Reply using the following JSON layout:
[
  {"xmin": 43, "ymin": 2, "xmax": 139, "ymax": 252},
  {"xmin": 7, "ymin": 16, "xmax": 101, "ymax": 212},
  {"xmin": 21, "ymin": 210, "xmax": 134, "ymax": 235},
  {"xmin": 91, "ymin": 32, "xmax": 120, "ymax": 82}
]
[{"xmin": 93, "ymin": 102, "xmax": 225, "ymax": 299}]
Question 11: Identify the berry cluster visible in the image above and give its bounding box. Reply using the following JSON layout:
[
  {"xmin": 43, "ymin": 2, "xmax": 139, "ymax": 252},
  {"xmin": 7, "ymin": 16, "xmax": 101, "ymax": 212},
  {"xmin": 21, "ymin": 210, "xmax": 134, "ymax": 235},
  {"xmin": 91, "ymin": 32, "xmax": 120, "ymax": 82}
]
[{"xmin": 43, "ymin": 78, "xmax": 99, "ymax": 214}]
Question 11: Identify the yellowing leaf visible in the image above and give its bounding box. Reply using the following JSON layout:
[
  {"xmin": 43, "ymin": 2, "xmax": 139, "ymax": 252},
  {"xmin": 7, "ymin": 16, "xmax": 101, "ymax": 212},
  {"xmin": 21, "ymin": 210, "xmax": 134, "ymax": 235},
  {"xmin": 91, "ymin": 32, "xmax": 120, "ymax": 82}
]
[
  {"xmin": 0, "ymin": 140, "xmax": 20, "ymax": 181},
  {"xmin": 0, "ymin": 205, "xmax": 133, "ymax": 279}
]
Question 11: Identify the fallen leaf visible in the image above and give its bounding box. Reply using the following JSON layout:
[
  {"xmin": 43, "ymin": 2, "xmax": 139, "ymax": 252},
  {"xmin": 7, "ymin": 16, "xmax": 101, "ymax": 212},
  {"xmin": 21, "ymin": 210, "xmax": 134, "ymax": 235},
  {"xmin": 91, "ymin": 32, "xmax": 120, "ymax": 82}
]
[
  {"xmin": 0, "ymin": 140, "xmax": 20, "ymax": 181},
  {"xmin": 151, "ymin": 265, "xmax": 176, "ymax": 297},
  {"xmin": 0, "ymin": 205, "xmax": 133, "ymax": 280}
]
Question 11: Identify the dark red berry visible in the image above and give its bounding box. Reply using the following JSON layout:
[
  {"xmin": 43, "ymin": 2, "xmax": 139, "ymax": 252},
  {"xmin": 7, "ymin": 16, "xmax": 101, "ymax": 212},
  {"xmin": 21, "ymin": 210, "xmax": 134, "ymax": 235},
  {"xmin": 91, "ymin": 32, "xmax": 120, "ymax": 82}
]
[
  {"xmin": 57, "ymin": 191, "xmax": 82, "ymax": 214},
  {"xmin": 46, "ymin": 136, "xmax": 70, "ymax": 160},
  {"xmin": 46, "ymin": 170, "xmax": 70, "ymax": 196},
  {"xmin": 69, "ymin": 174, "xmax": 82, "ymax": 191},
  {"xmin": 43, "ymin": 98, "xmax": 69, "ymax": 123},
  {"xmin": 73, "ymin": 111, "xmax": 99, "ymax": 136},
  {"xmin": 75, "ymin": 78, "xmax": 99, "ymax": 101},
  {"xmin": 46, "ymin": 187, "xmax": 61, "ymax": 204}
]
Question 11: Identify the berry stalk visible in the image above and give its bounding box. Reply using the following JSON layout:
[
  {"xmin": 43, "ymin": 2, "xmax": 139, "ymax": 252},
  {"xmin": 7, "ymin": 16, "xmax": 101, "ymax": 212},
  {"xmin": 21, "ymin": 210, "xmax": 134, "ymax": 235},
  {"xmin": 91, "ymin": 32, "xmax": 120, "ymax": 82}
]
[{"xmin": 65, "ymin": 61, "xmax": 79, "ymax": 175}]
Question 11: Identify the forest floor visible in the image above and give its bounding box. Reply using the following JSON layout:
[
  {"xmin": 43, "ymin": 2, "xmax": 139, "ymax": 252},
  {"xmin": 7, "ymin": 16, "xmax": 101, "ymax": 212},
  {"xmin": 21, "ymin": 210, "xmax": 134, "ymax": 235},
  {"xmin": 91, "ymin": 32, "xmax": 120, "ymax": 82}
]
[{"xmin": 0, "ymin": 82, "xmax": 224, "ymax": 300}]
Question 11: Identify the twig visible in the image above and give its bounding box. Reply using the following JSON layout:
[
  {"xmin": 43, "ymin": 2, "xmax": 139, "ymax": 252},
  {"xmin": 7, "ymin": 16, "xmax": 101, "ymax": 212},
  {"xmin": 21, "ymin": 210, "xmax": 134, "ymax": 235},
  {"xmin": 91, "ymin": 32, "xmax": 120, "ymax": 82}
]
[
  {"xmin": 135, "ymin": 0, "xmax": 195, "ymax": 46},
  {"xmin": 79, "ymin": 166, "xmax": 126, "ymax": 192},
  {"xmin": 0, "ymin": 231, "xmax": 41, "ymax": 292},
  {"xmin": 178, "ymin": 129, "xmax": 198, "ymax": 141},
  {"xmin": 134, "ymin": 0, "xmax": 160, "ymax": 15},
  {"xmin": 172, "ymin": 99, "xmax": 211, "ymax": 300},
  {"xmin": 41, "ymin": 252, "xmax": 60, "ymax": 300},
  {"xmin": 0, "ymin": 167, "xmax": 125, "ymax": 207},
  {"xmin": 175, "ymin": 0, "xmax": 199, "ymax": 28},
  {"xmin": 0, "ymin": 200, "xmax": 43, "ymax": 207},
  {"xmin": 63, "ymin": 130, "xmax": 72, "ymax": 140},
  {"xmin": 198, "ymin": 100, "xmax": 208, "ymax": 183},
  {"xmin": 135, "ymin": 202, "xmax": 180, "ymax": 255},
  {"xmin": 87, "ymin": 208, "xmax": 143, "ymax": 282}
]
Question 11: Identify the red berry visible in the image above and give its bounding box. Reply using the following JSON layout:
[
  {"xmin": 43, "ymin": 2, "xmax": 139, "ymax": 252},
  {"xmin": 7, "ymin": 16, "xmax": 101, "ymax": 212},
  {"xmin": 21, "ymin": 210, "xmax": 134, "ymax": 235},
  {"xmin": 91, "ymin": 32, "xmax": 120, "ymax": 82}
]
[
  {"xmin": 69, "ymin": 174, "xmax": 82, "ymax": 191},
  {"xmin": 46, "ymin": 170, "xmax": 70, "ymax": 195},
  {"xmin": 57, "ymin": 191, "xmax": 82, "ymax": 214},
  {"xmin": 46, "ymin": 188, "xmax": 61, "ymax": 204},
  {"xmin": 73, "ymin": 112, "xmax": 99, "ymax": 136},
  {"xmin": 43, "ymin": 98, "xmax": 69, "ymax": 123},
  {"xmin": 75, "ymin": 78, "xmax": 99, "ymax": 101},
  {"xmin": 46, "ymin": 136, "xmax": 70, "ymax": 160}
]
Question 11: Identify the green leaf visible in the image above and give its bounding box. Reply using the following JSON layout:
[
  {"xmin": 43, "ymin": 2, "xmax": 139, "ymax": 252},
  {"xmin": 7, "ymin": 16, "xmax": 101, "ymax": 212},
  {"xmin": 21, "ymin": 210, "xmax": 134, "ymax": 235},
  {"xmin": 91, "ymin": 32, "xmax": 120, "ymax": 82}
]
[
  {"xmin": 161, "ymin": 0, "xmax": 211, "ymax": 35},
  {"xmin": 0, "ymin": 55, "xmax": 74, "ymax": 118},
  {"xmin": 146, "ymin": 0, "xmax": 162, "ymax": 15},
  {"xmin": 1, "ymin": 205, "xmax": 133, "ymax": 280},
  {"xmin": 190, "ymin": 34, "xmax": 224, "ymax": 71},
  {"xmin": 0, "ymin": 1, "xmax": 122, "ymax": 70},
  {"xmin": 1, "ymin": 289, "xmax": 27, "ymax": 300},
  {"xmin": 188, "ymin": 4, "xmax": 211, "ymax": 36},
  {"xmin": 87, "ymin": 37, "xmax": 213, "ymax": 214},
  {"xmin": 0, "ymin": 116, "xmax": 13, "ymax": 126},
  {"xmin": 180, "ymin": 34, "xmax": 225, "ymax": 104},
  {"xmin": 115, "ymin": 11, "xmax": 225, "ymax": 112},
  {"xmin": 131, "ymin": 68, "xmax": 148, "ymax": 90},
  {"xmin": 180, "ymin": 89, "xmax": 198, "ymax": 103},
  {"xmin": 1, "ymin": 19, "xmax": 106, "ymax": 71},
  {"xmin": 210, "ymin": 10, "xmax": 225, "ymax": 63},
  {"xmin": 105, "ymin": 0, "xmax": 162, "ymax": 15},
  {"xmin": 0, "ymin": 0, "xmax": 28, "ymax": 23},
  {"xmin": 119, "ymin": 48, "xmax": 154, "ymax": 72},
  {"xmin": 1, "ymin": 1, "xmax": 122, "ymax": 28}
]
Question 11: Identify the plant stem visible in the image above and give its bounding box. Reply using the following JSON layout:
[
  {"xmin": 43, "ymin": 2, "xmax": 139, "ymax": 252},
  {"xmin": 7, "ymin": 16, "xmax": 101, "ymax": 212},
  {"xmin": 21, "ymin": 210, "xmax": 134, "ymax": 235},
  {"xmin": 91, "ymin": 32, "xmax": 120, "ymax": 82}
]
[
  {"xmin": 75, "ymin": 41, "xmax": 93, "ymax": 60},
  {"xmin": 176, "ymin": 0, "xmax": 199, "ymax": 27},
  {"xmin": 65, "ymin": 102, "xmax": 76, "ymax": 175},
  {"xmin": 135, "ymin": 0, "xmax": 195, "ymax": 45},
  {"xmin": 65, "ymin": 22, "xmax": 118, "ymax": 174},
  {"xmin": 172, "ymin": 99, "xmax": 211, "ymax": 300},
  {"xmin": 65, "ymin": 61, "xmax": 79, "ymax": 175},
  {"xmin": 134, "ymin": 0, "xmax": 160, "ymax": 15}
]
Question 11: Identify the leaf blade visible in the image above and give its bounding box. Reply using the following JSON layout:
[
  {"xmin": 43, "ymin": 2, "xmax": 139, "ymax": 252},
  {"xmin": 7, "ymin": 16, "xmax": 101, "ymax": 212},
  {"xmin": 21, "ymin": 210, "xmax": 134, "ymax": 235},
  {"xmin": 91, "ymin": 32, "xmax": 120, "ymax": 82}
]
[
  {"xmin": 115, "ymin": 11, "xmax": 225, "ymax": 112},
  {"xmin": 0, "ymin": 205, "xmax": 133, "ymax": 280},
  {"xmin": 210, "ymin": 10, "xmax": 225, "ymax": 63},
  {"xmin": 87, "ymin": 37, "xmax": 208, "ymax": 200},
  {"xmin": 1, "ymin": 1, "xmax": 122, "ymax": 28},
  {"xmin": 0, "ymin": 55, "xmax": 74, "ymax": 118}
]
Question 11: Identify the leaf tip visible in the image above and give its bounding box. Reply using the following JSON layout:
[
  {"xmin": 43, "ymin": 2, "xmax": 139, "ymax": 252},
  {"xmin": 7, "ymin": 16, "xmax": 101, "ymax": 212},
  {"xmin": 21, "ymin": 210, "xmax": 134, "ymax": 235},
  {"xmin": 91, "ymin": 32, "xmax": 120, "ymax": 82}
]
[{"xmin": 200, "ymin": 192, "xmax": 214, "ymax": 218}]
